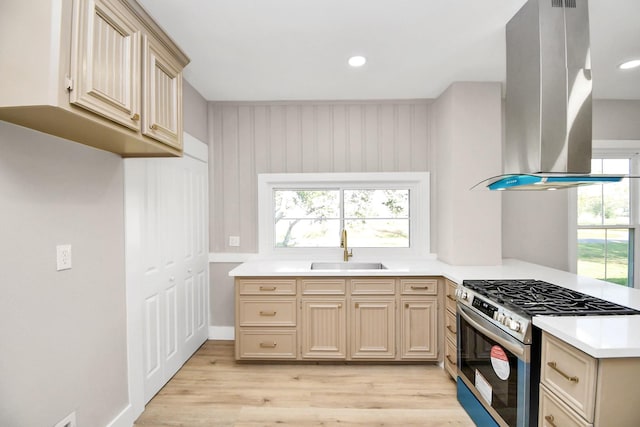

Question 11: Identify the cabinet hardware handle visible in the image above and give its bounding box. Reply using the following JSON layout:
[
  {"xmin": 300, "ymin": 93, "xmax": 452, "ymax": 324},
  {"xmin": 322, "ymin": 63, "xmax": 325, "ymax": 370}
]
[
  {"xmin": 337, "ymin": 304, "xmax": 342, "ymax": 308},
  {"xmin": 355, "ymin": 303, "xmax": 359, "ymax": 308},
  {"xmin": 410, "ymin": 285, "xmax": 429, "ymax": 290},
  {"xmin": 405, "ymin": 303, "xmax": 409, "ymax": 308},
  {"xmin": 259, "ymin": 311, "xmax": 277, "ymax": 316},
  {"xmin": 169, "ymin": 276, "xmax": 175, "ymax": 282},
  {"xmin": 446, "ymin": 295, "xmax": 456, "ymax": 301},
  {"xmin": 259, "ymin": 286, "xmax": 276, "ymax": 291},
  {"xmin": 259, "ymin": 341, "xmax": 277, "ymax": 348},
  {"xmin": 547, "ymin": 361, "xmax": 579, "ymax": 383},
  {"xmin": 446, "ymin": 325, "xmax": 456, "ymax": 334},
  {"xmin": 544, "ymin": 415, "xmax": 557, "ymax": 427},
  {"xmin": 445, "ymin": 355, "xmax": 457, "ymax": 366},
  {"xmin": 151, "ymin": 123, "xmax": 159, "ymax": 130},
  {"xmin": 131, "ymin": 113, "xmax": 140, "ymax": 121}
]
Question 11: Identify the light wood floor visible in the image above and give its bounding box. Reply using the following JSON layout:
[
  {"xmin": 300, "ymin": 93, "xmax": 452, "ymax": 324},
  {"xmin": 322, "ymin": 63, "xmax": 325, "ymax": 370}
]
[{"xmin": 135, "ymin": 340, "xmax": 475, "ymax": 427}]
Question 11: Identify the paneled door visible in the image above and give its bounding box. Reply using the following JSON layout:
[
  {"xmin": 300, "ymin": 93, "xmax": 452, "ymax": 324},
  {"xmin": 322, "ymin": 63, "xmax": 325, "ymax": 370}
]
[
  {"xmin": 300, "ymin": 298, "xmax": 346, "ymax": 359},
  {"xmin": 125, "ymin": 133, "xmax": 209, "ymax": 409}
]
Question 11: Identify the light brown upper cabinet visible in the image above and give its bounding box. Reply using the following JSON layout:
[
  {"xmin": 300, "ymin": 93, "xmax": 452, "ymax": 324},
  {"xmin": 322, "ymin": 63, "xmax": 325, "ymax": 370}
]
[{"xmin": 0, "ymin": 0, "xmax": 188, "ymax": 156}]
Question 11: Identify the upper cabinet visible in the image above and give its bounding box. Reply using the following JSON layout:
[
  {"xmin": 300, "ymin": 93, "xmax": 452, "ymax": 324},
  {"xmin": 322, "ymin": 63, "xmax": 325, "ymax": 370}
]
[{"xmin": 0, "ymin": 0, "xmax": 189, "ymax": 156}]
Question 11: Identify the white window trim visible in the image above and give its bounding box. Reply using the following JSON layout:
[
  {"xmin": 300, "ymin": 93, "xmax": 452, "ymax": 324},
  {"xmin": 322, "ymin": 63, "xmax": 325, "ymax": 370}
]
[
  {"xmin": 568, "ymin": 140, "xmax": 640, "ymax": 288},
  {"xmin": 258, "ymin": 172, "xmax": 431, "ymax": 260}
]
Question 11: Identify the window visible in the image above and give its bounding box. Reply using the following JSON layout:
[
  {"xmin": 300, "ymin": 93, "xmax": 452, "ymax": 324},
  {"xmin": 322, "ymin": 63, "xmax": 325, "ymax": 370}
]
[
  {"xmin": 576, "ymin": 157, "xmax": 635, "ymax": 287},
  {"xmin": 274, "ymin": 189, "xmax": 410, "ymax": 248},
  {"xmin": 259, "ymin": 173, "xmax": 429, "ymax": 258}
]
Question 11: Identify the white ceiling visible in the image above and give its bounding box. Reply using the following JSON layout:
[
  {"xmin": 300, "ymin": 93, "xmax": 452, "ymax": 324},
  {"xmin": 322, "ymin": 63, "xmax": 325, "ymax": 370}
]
[{"xmin": 137, "ymin": 0, "xmax": 640, "ymax": 102}]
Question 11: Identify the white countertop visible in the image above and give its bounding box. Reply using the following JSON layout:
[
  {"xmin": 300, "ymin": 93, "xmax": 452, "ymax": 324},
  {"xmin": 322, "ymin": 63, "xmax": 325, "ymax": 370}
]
[
  {"xmin": 229, "ymin": 258, "xmax": 640, "ymax": 358},
  {"xmin": 533, "ymin": 316, "xmax": 640, "ymax": 358}
]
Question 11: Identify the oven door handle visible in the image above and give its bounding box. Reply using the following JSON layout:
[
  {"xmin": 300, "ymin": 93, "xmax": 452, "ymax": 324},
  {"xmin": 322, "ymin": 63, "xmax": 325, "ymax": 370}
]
[{"xmin": 458, "ymin": 304, "xmax": 530, "ymax": 362}]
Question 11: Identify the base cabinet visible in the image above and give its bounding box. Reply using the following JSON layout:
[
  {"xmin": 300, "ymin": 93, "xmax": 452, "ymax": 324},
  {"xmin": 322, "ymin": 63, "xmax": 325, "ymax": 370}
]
[
  {"xmin": 539, "ymin": 332, "xmax": 640, "ymax": 427},
  {"xmin": 443, "ymin": 279, "xmax": 458, "ymax": 379},
  {"xmin": 235, "ymin": 276, "xmax": 442, "ymax": 362}
]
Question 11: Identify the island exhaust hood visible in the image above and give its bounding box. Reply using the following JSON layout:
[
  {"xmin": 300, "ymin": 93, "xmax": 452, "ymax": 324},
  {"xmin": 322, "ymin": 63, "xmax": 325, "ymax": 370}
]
[{"xmin": 482, "ymin": 0, "xmax": 624, "ymax": 191}]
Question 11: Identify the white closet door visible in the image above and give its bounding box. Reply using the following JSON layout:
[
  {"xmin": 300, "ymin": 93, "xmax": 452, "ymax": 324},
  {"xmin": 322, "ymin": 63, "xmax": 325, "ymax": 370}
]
[{"xmin": 126, "ymin": 134, "xmax": 209, "ymax": 408}]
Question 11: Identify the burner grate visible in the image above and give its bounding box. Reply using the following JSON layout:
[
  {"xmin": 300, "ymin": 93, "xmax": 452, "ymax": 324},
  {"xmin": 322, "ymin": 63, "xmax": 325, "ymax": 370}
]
[{"xmin": 462, "ymin": 279, "xmax": 640, "ymax": 317}]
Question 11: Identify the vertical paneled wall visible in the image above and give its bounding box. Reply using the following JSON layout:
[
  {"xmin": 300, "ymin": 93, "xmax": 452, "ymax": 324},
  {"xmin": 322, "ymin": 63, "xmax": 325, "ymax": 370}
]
[{"xmin": 208, "ymin": 100, "xmax": 432, "ymax": 253}]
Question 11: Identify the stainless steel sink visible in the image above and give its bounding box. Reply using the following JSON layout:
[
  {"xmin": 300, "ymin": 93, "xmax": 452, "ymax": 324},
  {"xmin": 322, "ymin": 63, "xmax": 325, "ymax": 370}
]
[{"xmin": 310, "ymin": 262, "xmax": 387, "ymax": 270}]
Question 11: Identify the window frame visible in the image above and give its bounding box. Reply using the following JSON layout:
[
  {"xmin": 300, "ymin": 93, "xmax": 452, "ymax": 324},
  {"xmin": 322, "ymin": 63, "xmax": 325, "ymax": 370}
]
[
  {"xmin": 258, "ymin": 172, "xmax": 430, "ymax": 259},
  {"xmin": 569, "ymin": 140, "xmax": 640, "ymax": 288}
]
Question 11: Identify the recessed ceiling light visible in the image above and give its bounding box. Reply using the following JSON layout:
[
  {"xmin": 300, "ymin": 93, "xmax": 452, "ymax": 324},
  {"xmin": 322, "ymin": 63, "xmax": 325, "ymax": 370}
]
[
  {"xmin": 619, "ymin": 59, "xmax": 640, "ymax": 70},
  {"xmin": 348, "ymin": 56, "xmax": 366, "ymax": 68}
]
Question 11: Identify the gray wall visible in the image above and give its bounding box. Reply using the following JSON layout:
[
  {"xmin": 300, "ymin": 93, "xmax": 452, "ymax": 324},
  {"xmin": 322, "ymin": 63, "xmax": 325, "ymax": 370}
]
[
  {"xmin": 432, "ymin": 82, "xmax": 502, "ymax": 265},
  {"xmin": 208, "ymin": 100, "xmax": 432, "ymax": 253},
  {"xmin": 0, "ymin": 122, "xmax": 127, "ymax": 427},
  {"xmin": 0, "ymin": 79, "xmax": 209, "ymax": 426},
  {"xmin": 501, "ymin": 99, "xmax": 640, "ymax": 271},
  {"xmin": 183, "ymin": 80, "xmax": 209, "ymax": 143}
]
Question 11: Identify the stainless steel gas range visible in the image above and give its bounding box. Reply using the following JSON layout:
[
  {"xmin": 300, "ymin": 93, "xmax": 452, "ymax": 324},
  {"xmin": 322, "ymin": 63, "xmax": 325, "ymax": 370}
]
[{"xmin": 455, "ymin": 279, "xmax": 640, "ymax": 427}]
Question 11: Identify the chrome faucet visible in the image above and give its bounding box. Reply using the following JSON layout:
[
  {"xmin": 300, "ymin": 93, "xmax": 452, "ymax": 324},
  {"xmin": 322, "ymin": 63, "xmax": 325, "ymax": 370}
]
[{"xmin": 340, "ymin": 229, "xmax": 353, "ymax": 262}]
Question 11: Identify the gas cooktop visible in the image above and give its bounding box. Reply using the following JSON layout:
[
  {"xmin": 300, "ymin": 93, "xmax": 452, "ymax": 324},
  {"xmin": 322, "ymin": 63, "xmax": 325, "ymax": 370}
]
[{"xmin": 462, "ymin": 279, "xmax": 640, "ymax": 317}]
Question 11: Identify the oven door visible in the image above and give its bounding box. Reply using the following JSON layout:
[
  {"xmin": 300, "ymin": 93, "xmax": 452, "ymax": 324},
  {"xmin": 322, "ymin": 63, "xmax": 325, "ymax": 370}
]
[{"xmin": 457, "ymin": 304, "xmax": 532, "ymax": 427}]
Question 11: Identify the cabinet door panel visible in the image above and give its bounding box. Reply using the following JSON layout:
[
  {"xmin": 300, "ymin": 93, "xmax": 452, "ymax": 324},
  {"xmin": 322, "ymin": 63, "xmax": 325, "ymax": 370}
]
[
  {"xmin": 71, "ymin": 0, "xmax": 140, "ymax": 129},
  {"xmin": 401, "ymin": 297, "xmax": 438, "ymax": 360},
  {"xmin": 143, "ymin": 35, "xmax": 182, "ymax": 149},
  {"xmin": 351, "ymin": 297, "xmax": 395, "ymax": 359},
  {"xmin": 301, "ymin": 299, "xmax": 346, "ymax": 359}
]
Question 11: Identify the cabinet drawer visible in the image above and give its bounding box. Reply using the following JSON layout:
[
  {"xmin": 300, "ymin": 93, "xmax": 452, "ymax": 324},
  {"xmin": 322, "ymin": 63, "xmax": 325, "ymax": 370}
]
[
  {"xmin": 238, "ymin": 298, "xmax": 296, "ymax": 326},
  {"xmin": 400, "ymin": 278, "xmax": 438, "ymax": 295},
  {"xmin": 300, "ymin": 278, "xmax": 346, "ymax": 295},
  {"xmin": 539, "ymin": 384, "xmax": 592, "ymax": 427},
  {"xmin": 445, "ymin": 309, "xmax": 457, "ymax": 342},
  {"xmin": 237, "ymin": 279, "xmax": 296, "ymax": 295},
  {"xmin": 444, "ymin": 337, "xmax": 457, "ymax": 379},
  {"xmin": 445, "ymin": 279, "xmax": 457, "ymax": 312},
  {"xmin": 541, "ymin": 333, "xmax": 597, "ymax": 422},
  {"xmin": 350, "ymin": 278, "xmax": 395, "ymax": 295},
  {"xmin": 237, "ymin": 329, "xmax": 297, "ymax": 359}
]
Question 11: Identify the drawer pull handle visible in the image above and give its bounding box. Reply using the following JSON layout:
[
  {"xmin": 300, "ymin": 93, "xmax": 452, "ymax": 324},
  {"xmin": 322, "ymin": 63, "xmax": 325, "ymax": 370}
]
[
  {"xmin": 544, "ymin": 415, "xmax": 557, "ymax": 427},
  {"xmin": 410, "ymin": 285, "xmax": 429, "ymax": 290},
  {"xmin": 259, "ymin": 311, "xmax": 277, "ymax": 316},
  {"xmin": 445, "ymin": 355, "xmax": 457, "ymax": 366},
  {"xmin": 547, "ymin": 361, "xmax": 579, "ymax": 383},
  {"xmin": 259, "ymin": 341, "xmax": 277, "ymax": 348},
  {"xmin": 259, "ymin": 286, "xmax": 277, "ymax": 291},
  {"xmin": 446, "ymin": 325, "xmax": 456, "ymax": 334},
  {"xmin": 446, "ymin": 295, "xmax": 457, "ymax": 301}
]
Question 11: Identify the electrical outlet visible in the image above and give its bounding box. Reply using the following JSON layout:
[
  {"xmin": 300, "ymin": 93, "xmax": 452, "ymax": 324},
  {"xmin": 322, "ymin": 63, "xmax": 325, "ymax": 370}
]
[
  {"xmin": 54, "ymin": 411, "xmax": 77, "ymax": 427},
  {"xmin": 229, "ymin": 236, "xmax": 240, "ymax": 247},
  {"xmin": 56, "ymin": 244, "xmax": 72, "ymax": 271}
]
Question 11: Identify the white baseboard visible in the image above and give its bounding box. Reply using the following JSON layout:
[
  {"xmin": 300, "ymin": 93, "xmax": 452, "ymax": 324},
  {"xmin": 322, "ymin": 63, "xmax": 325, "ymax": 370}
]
[
  {"xmin": 106, "ymin": 403, "xmax": 135, "ymax": 427},
  {"xmin": 209, "ymin": 326, "xmax": 235, "ymax": 340}
]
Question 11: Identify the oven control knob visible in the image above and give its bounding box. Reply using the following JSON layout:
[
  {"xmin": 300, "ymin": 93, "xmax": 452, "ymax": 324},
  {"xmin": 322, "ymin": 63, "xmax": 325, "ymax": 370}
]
[
  {"xmin": 496, "ymin": 312, "xmax": 506, "ymax": 323},
  {"xmin": 509, "ymin": 319, "xmax": 521, "ymax": 332},
  {"xmin": 455, "ymin": 289, "xmax": 468, "ymax": 301},
  {"xmin": 503, "ymin": 316, "xmax": 512, "ymax": 326}
]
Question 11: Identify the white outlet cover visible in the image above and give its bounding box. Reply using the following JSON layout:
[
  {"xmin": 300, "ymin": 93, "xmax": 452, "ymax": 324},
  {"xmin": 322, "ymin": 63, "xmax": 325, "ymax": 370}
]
[
  {"xmin": 229, "ymin": 236, "xmax": 240, "ymax": 247},
  {"xmin": 56, "ymin": 244, "xmax": 72, "ymax": 271}
]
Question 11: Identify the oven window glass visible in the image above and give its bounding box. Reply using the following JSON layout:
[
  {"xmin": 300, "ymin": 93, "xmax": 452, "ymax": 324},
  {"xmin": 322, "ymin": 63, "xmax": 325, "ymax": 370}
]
[{"xmin": 459, "ymin": 315, "xmax": 522, "ymax": 427}]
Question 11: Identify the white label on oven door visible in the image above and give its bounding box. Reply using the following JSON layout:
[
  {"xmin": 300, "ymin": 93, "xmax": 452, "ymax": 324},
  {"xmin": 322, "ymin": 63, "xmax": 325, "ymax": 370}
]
[
  {"xmin": 490, "ymin": 345, "xmax": 510, "ymax": 380},
  {"xmin": 475, "ymin": 369, "xmax": 492, "ymax": 405}
]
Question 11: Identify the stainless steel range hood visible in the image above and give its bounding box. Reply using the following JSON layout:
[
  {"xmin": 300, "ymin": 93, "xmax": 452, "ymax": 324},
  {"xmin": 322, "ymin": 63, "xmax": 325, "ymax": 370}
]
[{"xmin": 483, "ymin": 0, "xmax": 624, "ymax": 190}]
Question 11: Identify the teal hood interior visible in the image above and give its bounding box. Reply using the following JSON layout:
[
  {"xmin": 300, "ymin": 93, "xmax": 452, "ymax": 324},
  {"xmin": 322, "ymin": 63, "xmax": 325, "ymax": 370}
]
[{"xmin": 477, "ymin": 174, "xmax": 624, "ymax": 191}]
